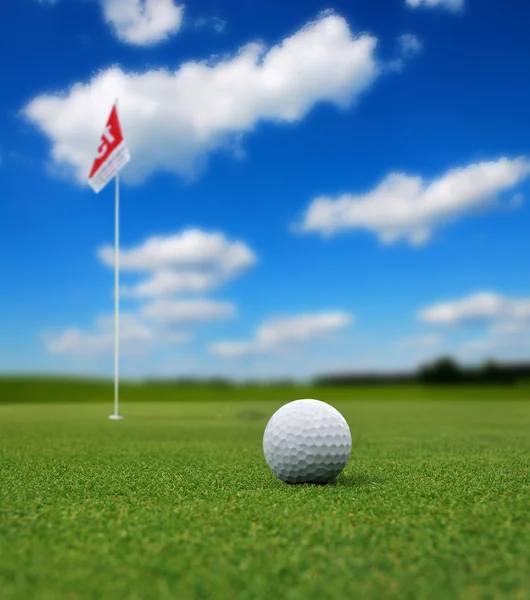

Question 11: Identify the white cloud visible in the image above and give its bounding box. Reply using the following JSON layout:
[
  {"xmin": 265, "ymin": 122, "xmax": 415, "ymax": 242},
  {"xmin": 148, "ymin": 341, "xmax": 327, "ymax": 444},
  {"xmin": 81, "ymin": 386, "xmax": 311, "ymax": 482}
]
[
  {"xmin": 195, "ymin": 16, "xmax": 226, "ymax": 33},
  {"xmin": 24, "ymin": 12, "xmax": 382, "ymax": 184},
  {"xmin": 457, "ymin": 324, "xmax": 530, "ymax": 363},
  {"xmin": 37, "ymin": 0, "xmax": 184, "ymax": 45},
  {"xmin": 99, "ymin": 229, "xmax": 255, "ymax": 273},
  {"xmin": 409, "ymin": 292, "xmax": 530, "ymax": 365},
  {"xmin": 46, "ymin": 313, "xmax": 190, "ymax": 358},
  {"xmin": 406, "ymin": 0, "xmax": 464, "ymax": 12},
  {"xmin": 99, "ymin": 228, "xmax": 256, "ymax": 297},
  {"xmin": 398, "ymin": 33, "xmax": 422, "ymax": 57},
  {"xmin": 140, "ymin": 298, "xmax": 235, "ymax": 323},
  {"xmin": 101, "ymin": 0, "xmax": 184, "ymax": 46},
  {"xmin": 45, "ymin": 229, "xmax": 251, "ymax": 361},
  {"xmin": 123, "ymin": 270, "xmax": 217, "ymax": 297},
  {"xmin": 388, "ymin": 33, "xmax": 422, "ymax": 72},
  {"xmin": 419, "ymin": 292, "xmax": 530, "ymax": 326},
  {"xmin": 209, "ymin": 312, "xmax": 353, "ymax": 357},
  {"xmin": 295, "ymin": 157, "xmax": 530, "ymax": 245}
]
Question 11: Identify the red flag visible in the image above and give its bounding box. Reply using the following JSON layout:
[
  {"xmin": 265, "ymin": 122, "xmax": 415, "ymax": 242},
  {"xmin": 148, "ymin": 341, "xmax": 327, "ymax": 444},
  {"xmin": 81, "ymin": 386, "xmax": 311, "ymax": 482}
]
[{"xmin": 88, "ymin": 104, "xmax": 130, "ymax": 193}]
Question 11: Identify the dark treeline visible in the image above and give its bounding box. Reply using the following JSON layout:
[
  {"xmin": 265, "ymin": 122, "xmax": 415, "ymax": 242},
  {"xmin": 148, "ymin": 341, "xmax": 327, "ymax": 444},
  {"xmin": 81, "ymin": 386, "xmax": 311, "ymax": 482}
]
[
  {"xmin": 144, "ymin": 377, "xmax": 235, "ymax": 387},
  {"xmin": 143, "ymin": 377, "xmax": 298, "ymax": 387},
  {"xmin": 314, "ymin": 357, "xmax": 530, "ymax": 386},
  {"xmin": 142, "ymin": 358, "xmax": 530, "ymax": 387}
]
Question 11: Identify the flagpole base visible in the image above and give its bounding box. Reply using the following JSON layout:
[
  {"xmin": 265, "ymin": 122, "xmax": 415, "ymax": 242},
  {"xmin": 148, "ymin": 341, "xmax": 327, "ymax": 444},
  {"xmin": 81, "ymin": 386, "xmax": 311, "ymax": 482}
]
[{"xmin": 108, "ymin": 414, "xmax": 124, "ymax": 420}]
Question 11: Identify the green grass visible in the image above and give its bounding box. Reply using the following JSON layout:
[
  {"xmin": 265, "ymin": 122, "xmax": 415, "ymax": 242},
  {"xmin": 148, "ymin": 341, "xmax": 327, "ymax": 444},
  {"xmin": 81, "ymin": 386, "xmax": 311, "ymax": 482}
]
[
  {"xmin": 2, "ymin": 376, "xmax": 530, "ymax": 404},
  {"xmin": 1, "ymin": 395, "xmax": 529, "ymax": 599}
]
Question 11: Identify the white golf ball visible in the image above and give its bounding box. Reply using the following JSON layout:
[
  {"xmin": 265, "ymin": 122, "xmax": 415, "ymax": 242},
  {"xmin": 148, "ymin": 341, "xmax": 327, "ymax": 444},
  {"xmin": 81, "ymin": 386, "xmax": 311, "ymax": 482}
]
[{"xmin": 263, "ymin": 399, "xmax": 352, "ymax": 484}]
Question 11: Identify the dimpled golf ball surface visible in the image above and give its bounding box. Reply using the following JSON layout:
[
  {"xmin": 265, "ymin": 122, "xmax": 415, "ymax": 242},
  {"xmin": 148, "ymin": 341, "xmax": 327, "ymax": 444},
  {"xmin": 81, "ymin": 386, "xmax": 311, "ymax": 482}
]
[{"xmin": 263, "ymin": 399, "xmax": 352, "ymax": 484}]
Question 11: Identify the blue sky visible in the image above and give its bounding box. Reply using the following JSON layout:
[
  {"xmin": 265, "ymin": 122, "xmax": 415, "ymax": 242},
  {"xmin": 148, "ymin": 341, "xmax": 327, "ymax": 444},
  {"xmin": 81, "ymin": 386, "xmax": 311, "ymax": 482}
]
[{"xmin": 1, "ymin": 0, "xmax": 530, "ymax": 380}]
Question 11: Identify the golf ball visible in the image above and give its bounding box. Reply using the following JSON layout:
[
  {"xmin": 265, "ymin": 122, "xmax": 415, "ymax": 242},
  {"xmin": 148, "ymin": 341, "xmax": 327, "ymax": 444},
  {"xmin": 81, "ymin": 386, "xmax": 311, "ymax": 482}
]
[{"xmin": 263, "ymin": 399, "xmax": 352, "ymax": 484}]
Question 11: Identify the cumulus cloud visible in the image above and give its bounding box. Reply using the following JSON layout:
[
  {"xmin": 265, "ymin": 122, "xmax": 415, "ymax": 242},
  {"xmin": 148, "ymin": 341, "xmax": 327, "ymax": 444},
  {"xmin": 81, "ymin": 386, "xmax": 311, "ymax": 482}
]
[
  {"xmin": 295, "ymin": 157, "xmax": 530, "ymax": 245},
  {"xmin": 419, "ymin": 292, "xmax": 530, "ymax": 326},
  {"xmin": 46, "ymin": 229, "xmax": 251, "ymax": 359},
  {"xmin": 389, "ymin": 33, "xmax": 422, "ymax": 72},
  {"xmin": 140, "ymin": 298, "xmax": 236, "ymax": 323},
  {"xmin": 209, "ymin": 312, "xmax": 353, "ymax": 357},
  {"xmin": 406, "ymin": 0, "xmax": 464, "ymax": 12},
  {"xmin": 457, "ymin": 323, "xmax": 530, "ymax": 363},
  {"xmin": 99, "ymin": 229, "xmax": 255, "ymax": 273},
  {"xmin": 397, "ymin": 33, "xmax": 422, "ymax": 58},
  {"xmin": 98, "ymin": 228, "xmax": 256, "ymax": 297},
  {"xmin": 124, "ymin": 271, "xmax": 217, "ymax": 297},
  {"xmin": 23, "ymin": 12, "xmax": 382, "ymax": 184},
  {"xmin": 38, "ymin": 0, "xmax": 184, "ymax": 45},
  {"xmin": 385, "ymin": 292, "xmax": 530, "ymax": 367},
  {"xmin": 46, "ymin": 313, "xmax": 190, "ymax": 358},
  {"xmin": 102, "ymin": 0, "xmax": 184, "ymax": 46}
]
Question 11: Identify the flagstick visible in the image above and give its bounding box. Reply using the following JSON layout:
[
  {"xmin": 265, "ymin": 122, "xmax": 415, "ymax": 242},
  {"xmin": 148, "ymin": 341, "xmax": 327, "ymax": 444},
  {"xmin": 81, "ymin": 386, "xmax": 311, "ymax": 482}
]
[
  {"xmin": 88, "ymin": 98, "xmax": 128, "ymax": 421},
  {"xmin": 109, "ymin": 169, "xmax": 123, "ymax": 420}
]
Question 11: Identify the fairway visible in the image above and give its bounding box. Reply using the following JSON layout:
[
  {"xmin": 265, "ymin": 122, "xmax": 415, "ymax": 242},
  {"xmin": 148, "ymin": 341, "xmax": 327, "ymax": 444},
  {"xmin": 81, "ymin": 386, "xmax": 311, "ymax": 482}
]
[{"xmin": 1, "ymin": 397, "xmax": 529, "ymax": 600}]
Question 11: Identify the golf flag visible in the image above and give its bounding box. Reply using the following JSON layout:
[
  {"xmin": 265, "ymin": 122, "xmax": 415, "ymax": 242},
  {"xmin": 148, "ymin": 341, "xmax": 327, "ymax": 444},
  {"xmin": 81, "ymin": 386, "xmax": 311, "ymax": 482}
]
[
  {"xmin": 88, "ymin": 101, "xmax": 130, "ymax": 420},
  {"xmin": 88, "ymin": 103, "xmax": 130, "ymax": 193}
]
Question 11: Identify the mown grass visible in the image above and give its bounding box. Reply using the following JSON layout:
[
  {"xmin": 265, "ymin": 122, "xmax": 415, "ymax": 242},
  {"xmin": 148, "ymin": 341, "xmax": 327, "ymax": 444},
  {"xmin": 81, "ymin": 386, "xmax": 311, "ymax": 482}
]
[
  {"xmin": 1, "ymin": 375, "xmax": 530, "ymax": 404},
  {"xmin": 0, "ymin": 395, "xmax": 529, "ymax": 599}
]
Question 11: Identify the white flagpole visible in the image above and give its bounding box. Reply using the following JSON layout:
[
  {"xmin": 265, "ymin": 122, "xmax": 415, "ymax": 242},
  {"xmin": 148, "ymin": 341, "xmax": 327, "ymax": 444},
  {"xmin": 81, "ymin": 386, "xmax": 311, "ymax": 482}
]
[{"xmin": 109, "ymin": 100, "xmax": 123, "ymax": 421}]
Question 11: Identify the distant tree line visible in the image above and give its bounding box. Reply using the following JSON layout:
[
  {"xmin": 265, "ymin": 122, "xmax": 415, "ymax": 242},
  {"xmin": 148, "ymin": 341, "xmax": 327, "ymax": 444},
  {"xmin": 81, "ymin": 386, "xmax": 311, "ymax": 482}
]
[
  {"xmin": 140, "ymin": 357, "xmax": 530, "ymax": 387},
  {"xmin": 144, "ymin": 377, "xmax": 235, "ymax": 387},
  {"xmin": 314, "ymin": 357, "xmax": 530, "ymax": 386},
  {"xmin": 143, "ymin": 377, "xmax": 297, "ymax": 387}
]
